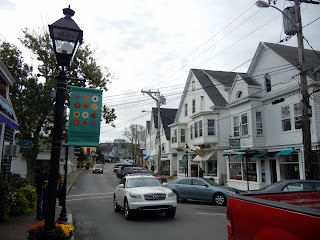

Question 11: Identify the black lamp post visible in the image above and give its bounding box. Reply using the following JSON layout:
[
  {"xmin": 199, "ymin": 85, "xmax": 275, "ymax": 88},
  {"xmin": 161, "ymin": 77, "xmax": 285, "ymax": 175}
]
[{"xmin": 44, "ymin": 6, "xmax": 82, "ymax": 238}]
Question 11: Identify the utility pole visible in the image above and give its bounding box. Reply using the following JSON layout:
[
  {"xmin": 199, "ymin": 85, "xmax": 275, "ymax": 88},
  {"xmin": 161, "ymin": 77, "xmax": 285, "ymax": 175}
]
[
  {"xmin": 134, "ymin": 124, "xmax": 137, "ymax": 165},
  {"xmin": 141, "ymin": 90, "xmax": 163, "ymax": 175},
  {"xmin": 293, "ymin": 0, "xmax": 316, "ymax": 179}
]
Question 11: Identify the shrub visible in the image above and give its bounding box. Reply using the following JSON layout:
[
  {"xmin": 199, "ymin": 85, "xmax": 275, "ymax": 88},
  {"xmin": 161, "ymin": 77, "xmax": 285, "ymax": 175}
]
[
  {"xmin": 0, "ymin": 179, "xmax": 13, "ymax": 221},
  {"xmin": 21, "ymin": 185, "xmax": 37, "ymax": 212}
]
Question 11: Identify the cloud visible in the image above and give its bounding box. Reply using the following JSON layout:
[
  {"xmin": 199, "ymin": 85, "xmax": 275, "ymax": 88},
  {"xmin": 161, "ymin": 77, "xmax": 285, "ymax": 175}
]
[{"xmin": 0, "ymin": 0, "xmax": 16, "ymax": 11}]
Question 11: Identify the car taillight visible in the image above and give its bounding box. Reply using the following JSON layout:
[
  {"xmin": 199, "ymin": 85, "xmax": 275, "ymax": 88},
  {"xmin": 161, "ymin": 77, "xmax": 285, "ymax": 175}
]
[{"xmin": 226, "ymin": 206, "xmax": 233, "ymax": 235}]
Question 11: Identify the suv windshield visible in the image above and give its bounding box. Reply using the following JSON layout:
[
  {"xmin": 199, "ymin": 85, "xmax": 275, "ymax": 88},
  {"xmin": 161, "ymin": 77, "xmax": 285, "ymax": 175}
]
[
  {"xmin": 126, "ymin": 178, "xmax": 162, "ymax": 188},
  {"xmin": 95, "ymin": 164, "xmax": 102, "ymax": 168}
]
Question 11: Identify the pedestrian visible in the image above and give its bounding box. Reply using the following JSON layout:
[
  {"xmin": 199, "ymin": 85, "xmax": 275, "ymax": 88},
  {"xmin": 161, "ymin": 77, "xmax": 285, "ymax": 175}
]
[
  {"xmin": 199, "ymin": 167, "xmax": 204, "ymax": 177},
  {"xmin": 151, "ymin": 165, "xmax": 155, "ymax": 172},
  {"xmin": 36, "ymin": 166, "xmax": 50, "ymax": 220},
  {"xmin": 57, "ymin": 178, "xmax": 66, "ymax": 206},
  {"xmin": 145, "ymin": 165, "xmax": 148, "ymax": 169}
]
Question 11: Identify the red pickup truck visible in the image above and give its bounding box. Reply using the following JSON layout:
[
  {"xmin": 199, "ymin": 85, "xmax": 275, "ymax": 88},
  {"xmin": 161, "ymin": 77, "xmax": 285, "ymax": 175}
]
[{"xmin": 227, "ymin": 191, "xmax": 320, "ymax": 240}]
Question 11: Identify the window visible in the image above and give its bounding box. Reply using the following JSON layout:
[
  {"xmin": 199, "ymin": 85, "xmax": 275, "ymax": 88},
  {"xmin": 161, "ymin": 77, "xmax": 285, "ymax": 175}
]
[
  {"xmin": 199, "ymin": 120, "xmax": 203, "ymax": 137},
  {"xmin": 282, "ymin": 106, "xmax": 291, "ymax": 131},
  {"xmin": 193, "ymin": 179, "xmax": 206, "ymax": 186},
  {"xmin": 184, "ymin": 103, "xmax": 188, "ymax": 116},
  {"xmin": 208, "ymin": 119, "xmax": 215, "ymax": 136},
  {"xmin": 171, "ymin": 129, "xmax": 177, "ymax": 143},
  {"xmin": 200, "ymin": 96, "xmax": 205, "ymax": 110},
  {"xmin": 0, "ymin": 78, "xmax": 7, "ymax": 99},
  {"xmin": 194, "ymin": 122, "xmax": 198, "ymax": 138},
  {"xmin": 177, "ymin": 178, "xmax": 192, "ymax": 185},
  {"xmin": 256, "ymin": 112, "xmax": 263, "ymax": 135},
  {"xmin": 229, "ymin": 158, "xmax": 257, "ymax": 181},
  {"xmin": 241, "ymin": 113, "xmax": 248, "ymax": 136},
  {"xmin": 180, "ymin": 129, "xmax": 185, "ymax": 142},
  {"xmin": 233, "ymin": 116, "xmax": 240, "ymax": 137},
  {"xmin": 294, "ymin": 103, "xmax": 302, "ymax": 129},
  {"xmin": 161, "ymin": 143, "xmax": 165, "ymax": 153},
  {"xmin": 192, "ymin": 99, "xmax": 196, "ymax": 113},
  {"xmin": 265, "ymin": 73, "xmax": 271, "ymax": 92},
  {"xmin": 192, "ymin": 80, "xmax": 195, "ymax": 90},
  {"xmin": 237, "ymin": 91, "xmax": 242, "ymax": 98},
  {"xmin": 190, "ymin": 125, "xmax": 193, "ymax": 140}
]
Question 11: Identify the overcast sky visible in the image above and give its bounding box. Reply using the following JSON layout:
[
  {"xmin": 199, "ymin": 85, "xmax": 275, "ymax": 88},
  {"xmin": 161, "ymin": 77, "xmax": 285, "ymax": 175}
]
[{"xmin": 1, "ymin": 0, "xmax": 320, "ymax": 143}]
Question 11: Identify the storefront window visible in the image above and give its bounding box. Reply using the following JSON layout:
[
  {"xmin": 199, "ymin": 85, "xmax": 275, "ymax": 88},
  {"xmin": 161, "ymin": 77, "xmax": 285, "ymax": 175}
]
[
  {"xmin": 229, "ymin": 158, "xmax": 257, "ymax": 181},
  {"xmin": 279, "ymin": 155, "xmax": 300, "ymax": 180},
  {"xmin": 229, "ymin": 158, "xmax": 242, "ymax": 180},
  {"xmin": 243, "ymin": 162, "xmax": 257, "ymax": 182},
  {"xmin": 206, "ymin": 157, "xmax": 217, "ymax": 176}
]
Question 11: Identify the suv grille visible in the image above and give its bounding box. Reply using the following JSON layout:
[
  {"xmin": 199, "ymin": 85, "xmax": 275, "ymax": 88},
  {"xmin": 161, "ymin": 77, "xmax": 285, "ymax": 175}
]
[{"xmin": 144, "ymin": 194, "xmax": 166, "ymax": 200}]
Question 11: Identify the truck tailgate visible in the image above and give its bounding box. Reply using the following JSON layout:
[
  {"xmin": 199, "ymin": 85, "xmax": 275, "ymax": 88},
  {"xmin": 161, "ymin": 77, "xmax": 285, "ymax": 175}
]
[{"xmin": 227, "ymin": 194, "xmax": 320, "ymax": 240}]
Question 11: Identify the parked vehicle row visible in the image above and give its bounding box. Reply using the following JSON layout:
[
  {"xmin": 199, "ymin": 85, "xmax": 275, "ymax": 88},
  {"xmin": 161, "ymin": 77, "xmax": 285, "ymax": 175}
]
[{"xmin": 164, "ymin": 177, "xmax": 240, "ymax": 205}]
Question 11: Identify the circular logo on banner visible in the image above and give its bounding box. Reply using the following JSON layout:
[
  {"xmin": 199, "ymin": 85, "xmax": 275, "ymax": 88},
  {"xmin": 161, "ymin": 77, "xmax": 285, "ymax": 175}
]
[
  {"xmin": 82, "ymin": 112, "xmax": 89, "ymax": 118},
  {"xmin": 75, "ymin": 103, "xmax": 81, "ymax": 108},
  {"xmin": 73, "ymin": 119, "xmax": 80, "ymax": 126},
  {"xmin": 82, "ymin": 120, "xmax": 88, "ymax": 126},
  {"xmin": 83, "ymin": 103, "xmax": 89, "ymax": 109},
  {"xmin": 91, "ymin": 121, "xmax": 97, "ymax": 127},
  {"xmin": 92, "ymin": 96, "xmax": 99, "ymax": 102},
  {"xmin": 91, "ymin": 104, "xmax": 98, "ymax": 110},
  {"xmin": 73, "ymin": 111, "xmax": 80, "ymax": 118},
  {"xmin": 91, "ymin": 113, "xmax": 97, "ymax": 118},
  {"xmin": 75, "ymin": 94, "xmax": 81, "ymax": 100},
  {"xmin": 84, "ymin": 95, "xmax": 90, "ymax": 101}
]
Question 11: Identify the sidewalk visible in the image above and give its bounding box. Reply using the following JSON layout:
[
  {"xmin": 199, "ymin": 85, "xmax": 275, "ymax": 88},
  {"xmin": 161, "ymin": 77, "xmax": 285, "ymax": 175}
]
[{"xmin": 0, "ymin": 168, "xmax": 84, "ymax": 240}]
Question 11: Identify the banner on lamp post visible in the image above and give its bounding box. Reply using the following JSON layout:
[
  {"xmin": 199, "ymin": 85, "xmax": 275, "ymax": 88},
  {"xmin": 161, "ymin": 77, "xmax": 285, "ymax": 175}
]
[{"xmin": 67, "ymin": 86, "xmax": 103, "ymax": 147}]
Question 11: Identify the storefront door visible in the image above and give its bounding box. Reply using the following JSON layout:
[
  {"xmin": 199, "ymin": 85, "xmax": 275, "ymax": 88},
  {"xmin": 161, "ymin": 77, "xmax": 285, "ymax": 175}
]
[{"xmin": 270, "ymin": 159, "xmax": 277, "ymax": 183}]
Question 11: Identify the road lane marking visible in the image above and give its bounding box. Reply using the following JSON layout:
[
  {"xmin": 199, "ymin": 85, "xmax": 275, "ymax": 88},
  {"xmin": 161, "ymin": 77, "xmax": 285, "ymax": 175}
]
[
  {"xmin": 68, "ymin": 192, "xmax": 114, "ymax": 197},
  {"xmin": 197, "ymin": 213, "xmax": 226, "ymax": 216},
  {"xmin": 67, "ymin": 196, "xmax": 113, "ymax": 201}
]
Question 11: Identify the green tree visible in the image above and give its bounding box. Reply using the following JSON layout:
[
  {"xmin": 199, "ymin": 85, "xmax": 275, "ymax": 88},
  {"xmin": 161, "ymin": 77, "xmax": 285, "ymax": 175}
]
[{"xmin": 0, "ymin": 28, "xmax": 117, "ymax": 181}]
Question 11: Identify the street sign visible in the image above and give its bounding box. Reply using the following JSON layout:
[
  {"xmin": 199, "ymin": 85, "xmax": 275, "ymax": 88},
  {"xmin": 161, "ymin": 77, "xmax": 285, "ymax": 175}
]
[{"xmin": 19, "ymin": 140, "xmax": 33, "ymax": 151}]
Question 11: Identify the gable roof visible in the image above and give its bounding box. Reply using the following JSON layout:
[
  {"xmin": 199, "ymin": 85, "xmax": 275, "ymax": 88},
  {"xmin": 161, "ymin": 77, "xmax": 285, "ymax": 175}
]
[
  {"xmin": 249, "ymin": 42, "xmax": 320, "ymax": 80},
  {"xmin": 238, "ymin": 73, "xmax": 260, "ymax": 86},
  {"xmin": 152, "ymin": 108, "xmax": 177, "ymax": 140}
]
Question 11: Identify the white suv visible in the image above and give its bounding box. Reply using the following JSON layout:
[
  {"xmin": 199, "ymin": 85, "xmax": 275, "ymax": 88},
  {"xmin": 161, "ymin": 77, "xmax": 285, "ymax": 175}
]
[{"xmin": 113, "ymin": 175, "xmax": 177, "ymax": 220}]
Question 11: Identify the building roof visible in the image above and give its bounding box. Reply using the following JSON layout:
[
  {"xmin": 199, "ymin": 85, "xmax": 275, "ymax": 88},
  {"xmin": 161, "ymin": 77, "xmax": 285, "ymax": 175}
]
[
  {"xmin": 192, "ymin": 69, "xmax": 232, "ymax": 107},
  {"xmin": 264, "ymin": 42, "xmax": 320, "ymax": 80},
  {"xmin": 152, "ymin": 108, "xmax": 177, "ymax": 140}
]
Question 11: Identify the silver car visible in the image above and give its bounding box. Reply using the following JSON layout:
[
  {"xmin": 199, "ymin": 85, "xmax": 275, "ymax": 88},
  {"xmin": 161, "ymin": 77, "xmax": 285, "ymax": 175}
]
[{"xmin": 113, "ymin": 175, "xmax": 177, "ymax": 220}]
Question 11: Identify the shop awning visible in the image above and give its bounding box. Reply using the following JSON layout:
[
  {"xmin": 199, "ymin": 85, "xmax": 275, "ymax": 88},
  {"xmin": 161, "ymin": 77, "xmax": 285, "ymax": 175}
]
[
  {"xmin": 193, "ymin": 151, "xmax": 215, "ymax": 161},
  {"xmin": 223, "ymin": 153, "xmax": 235, "ymax": 156},
  {"xmin": 276, "ymin": 149, "xmax": 296, "ymax": 156},
  {"xmin": 235, "ymin": 154, "xmax": 244, "ymax": 157},
  {"xmin": 253, "ymin": 152, "xmax": 268, "ymax": 157},
  {"xmin": 143, "ymin": 155, "xmax": 150, "ymax": 160}
]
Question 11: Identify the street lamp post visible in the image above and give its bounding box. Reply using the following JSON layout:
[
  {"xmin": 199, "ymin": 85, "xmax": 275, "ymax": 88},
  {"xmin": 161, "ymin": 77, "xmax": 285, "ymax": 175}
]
[
  {"xmin": 44, "ymin": 6, "xmax": 83, "ymax": 238},
  {"xmin": 256, "ymin": 0, "xmax": 315, "ymax": 179}
]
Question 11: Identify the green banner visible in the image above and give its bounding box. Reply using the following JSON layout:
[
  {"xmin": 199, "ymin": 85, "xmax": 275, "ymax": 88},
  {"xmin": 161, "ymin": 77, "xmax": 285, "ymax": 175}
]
[
  {"xmin": 67, "ymin": 87, "xmax": 103, "ymax": 147},
  {"xmin": 181, "ymin": 155, "xmax": 188, "ymax": 167}
]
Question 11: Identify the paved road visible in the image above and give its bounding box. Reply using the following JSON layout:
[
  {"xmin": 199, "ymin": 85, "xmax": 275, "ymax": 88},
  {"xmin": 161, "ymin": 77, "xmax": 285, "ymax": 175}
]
[{"xmin": 68, "ymin": 163, "xmax": 228, "ymax": 240}]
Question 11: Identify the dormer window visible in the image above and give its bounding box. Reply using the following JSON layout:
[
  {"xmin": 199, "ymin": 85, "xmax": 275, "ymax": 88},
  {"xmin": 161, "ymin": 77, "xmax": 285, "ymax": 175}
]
[
  {"xmin": 237, "ymin": 91, "xmax": 242, "ymax": 98},
  {"xmin": 265, "ymin": 73, "xmax": 271, "ymax": 92},
  {"xmin": 192, "ymin": 80, "xmax": 195, "ymax": 90}
]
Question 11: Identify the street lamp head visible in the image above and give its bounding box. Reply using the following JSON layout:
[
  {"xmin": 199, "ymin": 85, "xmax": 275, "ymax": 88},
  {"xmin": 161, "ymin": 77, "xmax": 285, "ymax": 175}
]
[
  {"xmin": 49, "ymin": 6, "xmax": 83, "ymax": 67},
  {"xmin": 256, "ymin": 1, "xmax": 270, "ymax": 8}
]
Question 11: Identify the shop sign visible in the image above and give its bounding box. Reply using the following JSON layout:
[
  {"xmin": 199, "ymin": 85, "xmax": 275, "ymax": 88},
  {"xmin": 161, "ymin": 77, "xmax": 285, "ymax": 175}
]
[{"xmin": 229, "ymin": 139, "xmax": 240, "ymax": 149}]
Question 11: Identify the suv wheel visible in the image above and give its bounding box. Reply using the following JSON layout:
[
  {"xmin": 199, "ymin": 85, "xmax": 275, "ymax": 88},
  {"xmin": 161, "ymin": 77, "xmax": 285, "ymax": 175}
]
[
  {"xmin": 113, "ymin": 195, "xmax": 121, "ymax": 212},
  {"xmin": 165, "ymin": 208, "xmax": 176, "ymax": 218},
  {"xmin": 124, "ymin": 199, "xmax": 133, "ymax": 220}
]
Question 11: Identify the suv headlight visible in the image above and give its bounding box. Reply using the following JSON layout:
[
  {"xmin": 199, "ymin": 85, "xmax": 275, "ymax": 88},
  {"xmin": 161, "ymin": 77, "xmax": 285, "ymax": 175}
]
[
  {"xmin": 129, "ymin": 192, "xmax": 142, "ymax": 198},
  {"xmin": 168, "ymin": 192, "xmax": 175, "ymax": 197}
]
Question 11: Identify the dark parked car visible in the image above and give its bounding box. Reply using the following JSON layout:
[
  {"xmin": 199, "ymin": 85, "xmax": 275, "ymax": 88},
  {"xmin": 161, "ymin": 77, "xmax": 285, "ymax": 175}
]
[
  {"xmin": 164, "ymin": 177, "xmax": 239, "ymax": 205},
  {"xmin": 113, "ymin": 163, "xmax": 133, "ymax": 173},
  {"xmin": 245, "ymin": 180, "xmax": 320, "ymax": 194}
]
